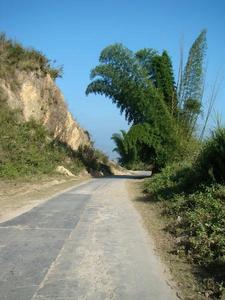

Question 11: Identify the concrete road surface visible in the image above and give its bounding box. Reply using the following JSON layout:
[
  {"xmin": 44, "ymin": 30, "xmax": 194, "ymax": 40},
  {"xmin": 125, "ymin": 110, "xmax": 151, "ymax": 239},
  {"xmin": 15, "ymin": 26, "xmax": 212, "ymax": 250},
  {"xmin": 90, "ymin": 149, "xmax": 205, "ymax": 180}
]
[{"xmin": 0, "ymin": 174, "xmax": 177, "ymax": 300}]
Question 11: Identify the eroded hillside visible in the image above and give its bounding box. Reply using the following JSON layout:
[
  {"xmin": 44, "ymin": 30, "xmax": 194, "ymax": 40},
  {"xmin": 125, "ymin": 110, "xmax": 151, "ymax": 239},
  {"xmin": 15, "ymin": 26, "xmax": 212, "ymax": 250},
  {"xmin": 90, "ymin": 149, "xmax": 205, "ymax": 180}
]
[{"xmin": 0, "ymin": 34, "xmax": 89, "ymax": 150}]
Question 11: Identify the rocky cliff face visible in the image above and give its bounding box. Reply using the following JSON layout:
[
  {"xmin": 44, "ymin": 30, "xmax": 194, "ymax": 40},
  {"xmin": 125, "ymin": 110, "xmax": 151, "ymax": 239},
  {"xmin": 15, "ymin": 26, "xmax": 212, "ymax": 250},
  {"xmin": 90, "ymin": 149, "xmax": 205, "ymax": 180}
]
[{"xmin": 0, "ymin": 71, "xmax": 90, "ymax": 150}]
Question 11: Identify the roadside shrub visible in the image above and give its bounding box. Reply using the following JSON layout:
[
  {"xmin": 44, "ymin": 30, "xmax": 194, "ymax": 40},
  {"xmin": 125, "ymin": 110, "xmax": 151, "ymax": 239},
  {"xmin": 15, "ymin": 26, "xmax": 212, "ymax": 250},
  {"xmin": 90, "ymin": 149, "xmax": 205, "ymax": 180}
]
[
  {"xmin": 167, "ymin": 185, "xmax": 225, "ymax": 270},
  {"xmin": 146, "ymin": 127, "xmax": 225, "ymax": 200},
  {"xmin": 77, "ymin": 145, "xmax": 111, "ymax": 175},
  {"xmin": 195, "ymin": 127, "xmax": 225, "ymax": 183},
  {"xmin": 77, "ymin": 145, "xmax": 99, "ymax": 172},
  {"xmin": 143, "ymin": 161, "xmax": 193, "ymax": 200},
  {"xmin": 94, "ymin": 149, "xmax": 109, "ymax": 165},
  {"xmin": 184, "ymin": 186, "xmax": 225, "ymax": 267}
]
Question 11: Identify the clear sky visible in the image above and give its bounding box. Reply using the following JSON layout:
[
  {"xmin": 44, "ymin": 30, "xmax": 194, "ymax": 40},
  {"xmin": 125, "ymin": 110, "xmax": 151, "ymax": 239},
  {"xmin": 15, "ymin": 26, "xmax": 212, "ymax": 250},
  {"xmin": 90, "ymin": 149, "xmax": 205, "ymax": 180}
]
[{"xmin": 0, "ymin": 0, "xmax": 224, "ymax": 158}]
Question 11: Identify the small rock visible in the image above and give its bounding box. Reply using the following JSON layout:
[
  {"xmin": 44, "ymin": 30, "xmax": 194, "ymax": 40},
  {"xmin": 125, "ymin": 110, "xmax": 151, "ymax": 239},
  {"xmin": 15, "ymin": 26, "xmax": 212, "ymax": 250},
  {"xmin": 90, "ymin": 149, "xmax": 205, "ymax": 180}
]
[
  {"xmin": 177, "ymin": 215, "xmax": 182, "ymax": 223},
  {"xmin": 56, "ymin": 165, "xmax": 75, "ymax": 177}
]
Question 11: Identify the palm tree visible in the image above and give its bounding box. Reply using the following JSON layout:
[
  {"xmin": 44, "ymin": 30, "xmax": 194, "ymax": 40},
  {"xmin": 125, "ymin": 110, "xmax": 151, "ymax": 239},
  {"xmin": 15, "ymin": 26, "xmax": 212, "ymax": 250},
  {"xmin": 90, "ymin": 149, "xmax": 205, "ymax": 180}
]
[{"xmin": 111, "ymin": 130, "xmax": 128, "ymax": 164}]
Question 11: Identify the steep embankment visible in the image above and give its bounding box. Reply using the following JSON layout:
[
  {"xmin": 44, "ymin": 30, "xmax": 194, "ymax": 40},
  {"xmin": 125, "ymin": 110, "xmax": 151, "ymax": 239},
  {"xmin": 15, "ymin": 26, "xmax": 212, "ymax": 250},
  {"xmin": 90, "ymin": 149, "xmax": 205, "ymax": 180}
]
[
  {"xmin": 0, "ymin": 70, "xmax": 89, "ymax": 151},
  {"xmin": 0, "ymin": 33, "xmax": 96, "ymax": 179}
]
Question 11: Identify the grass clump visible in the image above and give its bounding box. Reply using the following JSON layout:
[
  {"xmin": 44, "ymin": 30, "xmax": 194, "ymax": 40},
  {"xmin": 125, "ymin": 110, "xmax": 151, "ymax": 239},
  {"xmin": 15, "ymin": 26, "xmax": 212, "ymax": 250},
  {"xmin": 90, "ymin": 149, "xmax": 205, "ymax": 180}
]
[{"xmin": 0, "ymin": 99, "xmax": 84, "ymax": 178}]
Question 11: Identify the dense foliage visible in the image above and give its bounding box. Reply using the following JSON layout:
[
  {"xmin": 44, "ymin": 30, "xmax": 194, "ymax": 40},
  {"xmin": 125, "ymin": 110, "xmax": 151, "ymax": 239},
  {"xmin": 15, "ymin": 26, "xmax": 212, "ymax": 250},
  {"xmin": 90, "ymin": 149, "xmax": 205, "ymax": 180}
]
[
  {"xmin": 86, "ymin": 44, "xmax": 181, "ymax": 169},
  {"xmin": 87, "ymin": 31, "xmax": 207, "ymax": 169},
  {"xmin": 178, "ymin": 30, "xmax": 207, "ymax": 106},
  {"xmin": 111, "ymin": 123, "xmax": 180, "ymax": 169},
  {"xmin": 196, "ymin": 127, "xmax": 225, "ymax": 183}
]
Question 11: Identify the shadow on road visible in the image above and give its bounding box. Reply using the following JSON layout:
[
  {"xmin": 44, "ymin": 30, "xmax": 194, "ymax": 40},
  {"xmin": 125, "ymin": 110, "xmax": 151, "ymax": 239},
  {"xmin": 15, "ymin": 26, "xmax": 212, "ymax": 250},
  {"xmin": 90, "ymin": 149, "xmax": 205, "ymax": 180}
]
[{"xmin": 107, "ymin": 173, "xmax": 152, "ymax": 180}]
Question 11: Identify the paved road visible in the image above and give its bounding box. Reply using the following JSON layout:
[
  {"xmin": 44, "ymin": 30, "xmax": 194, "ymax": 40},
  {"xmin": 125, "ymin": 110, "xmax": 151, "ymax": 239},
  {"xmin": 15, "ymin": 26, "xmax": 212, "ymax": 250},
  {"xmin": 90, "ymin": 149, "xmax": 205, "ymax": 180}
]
[{"xmin": 0, "ymin": 175, "xmax": 177, "ymax": 300}]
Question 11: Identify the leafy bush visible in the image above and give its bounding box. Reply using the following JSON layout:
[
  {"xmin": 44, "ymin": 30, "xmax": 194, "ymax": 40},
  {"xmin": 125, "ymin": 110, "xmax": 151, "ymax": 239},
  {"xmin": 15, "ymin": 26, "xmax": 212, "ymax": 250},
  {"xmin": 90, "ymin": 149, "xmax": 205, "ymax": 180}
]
[
  {"xmin": 195, "ymin": 127, "xmax": 225, "ymax": 183},
  {"xmin": 86, "ymin": 44, "xmax": 183, "ymax": 170},
  {"xmin": 143, "ymin": 161, "xmax": 195, "ymax": 200},
  {"xmin": 77, "ymin": 145, "xmax": 111, "ymax": 175},
  {"xmin": 112, "ymin": 122, "xmax": 182, "ymax": 170},
  {"xmin": 181, "ymin": 186, "xmax": 225, "ymax": 266}
]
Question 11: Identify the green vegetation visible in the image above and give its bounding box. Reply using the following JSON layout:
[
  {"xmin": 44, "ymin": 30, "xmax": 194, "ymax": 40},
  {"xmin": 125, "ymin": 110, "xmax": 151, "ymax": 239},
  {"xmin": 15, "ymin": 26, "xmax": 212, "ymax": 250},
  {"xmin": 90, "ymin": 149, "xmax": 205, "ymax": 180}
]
[
  {"xmin": 178, "ymin": 29, "xmax": 207, "ymax": 136},
  {"xmin": 86, "ymin": 30, "xmax": 207, "ymax": 170},
  {"xmin": 195, "ymin": 127, "xmax": 225, "ymax": 183},
  {"xmin": 111, "ymin": 123, "xmax": 179, "ymax": 170},
  {"xmin": 0, "ymin": 97, "xmax": 85, "ymax": 178},
  {"xmin": 77, "ymin": 145, "xmax": 111, "ymax": 175},
  {"xmin": 178, "ymin": 30, "xmax": 207, "ymax": 106},
  {"xmin": 138, "ymin": 30, "xmax": 225, "ymax": 298},
  {"xmin": 86, "ymin": 44, "xmax": 182, "ymax": 169},
  {"xmin": 143, "ymin": 128, "xmax": 225, "ymax": 298}
]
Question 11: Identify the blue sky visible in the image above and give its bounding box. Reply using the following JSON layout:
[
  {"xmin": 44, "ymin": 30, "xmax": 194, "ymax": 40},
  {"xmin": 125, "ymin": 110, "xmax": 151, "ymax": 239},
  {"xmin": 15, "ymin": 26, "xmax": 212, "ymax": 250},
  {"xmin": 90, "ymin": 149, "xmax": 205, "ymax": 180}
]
[{"xmin": 0, "ymin": 0, "xmax": 224, "ymax": 158}]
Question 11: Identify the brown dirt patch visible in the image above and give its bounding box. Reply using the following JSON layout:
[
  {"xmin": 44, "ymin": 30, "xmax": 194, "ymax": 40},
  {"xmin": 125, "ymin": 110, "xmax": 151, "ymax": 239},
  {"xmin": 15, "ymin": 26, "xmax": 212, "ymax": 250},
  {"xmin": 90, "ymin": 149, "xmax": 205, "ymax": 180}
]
[{"xmin": 0, "ymin": 174, "xmax": 91, "ymax": 223}]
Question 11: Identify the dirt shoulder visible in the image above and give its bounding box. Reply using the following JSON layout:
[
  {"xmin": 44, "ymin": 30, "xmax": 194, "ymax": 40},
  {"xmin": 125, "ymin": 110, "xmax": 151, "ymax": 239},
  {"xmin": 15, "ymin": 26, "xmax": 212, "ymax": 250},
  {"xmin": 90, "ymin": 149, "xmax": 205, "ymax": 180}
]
[
  {"xmin": 127, "ymin": 179, "xmax": 208, "ymax": 300},
  {"xmin": 0, "ymin": 174, "xmax": 91, "ymax": 223}
]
